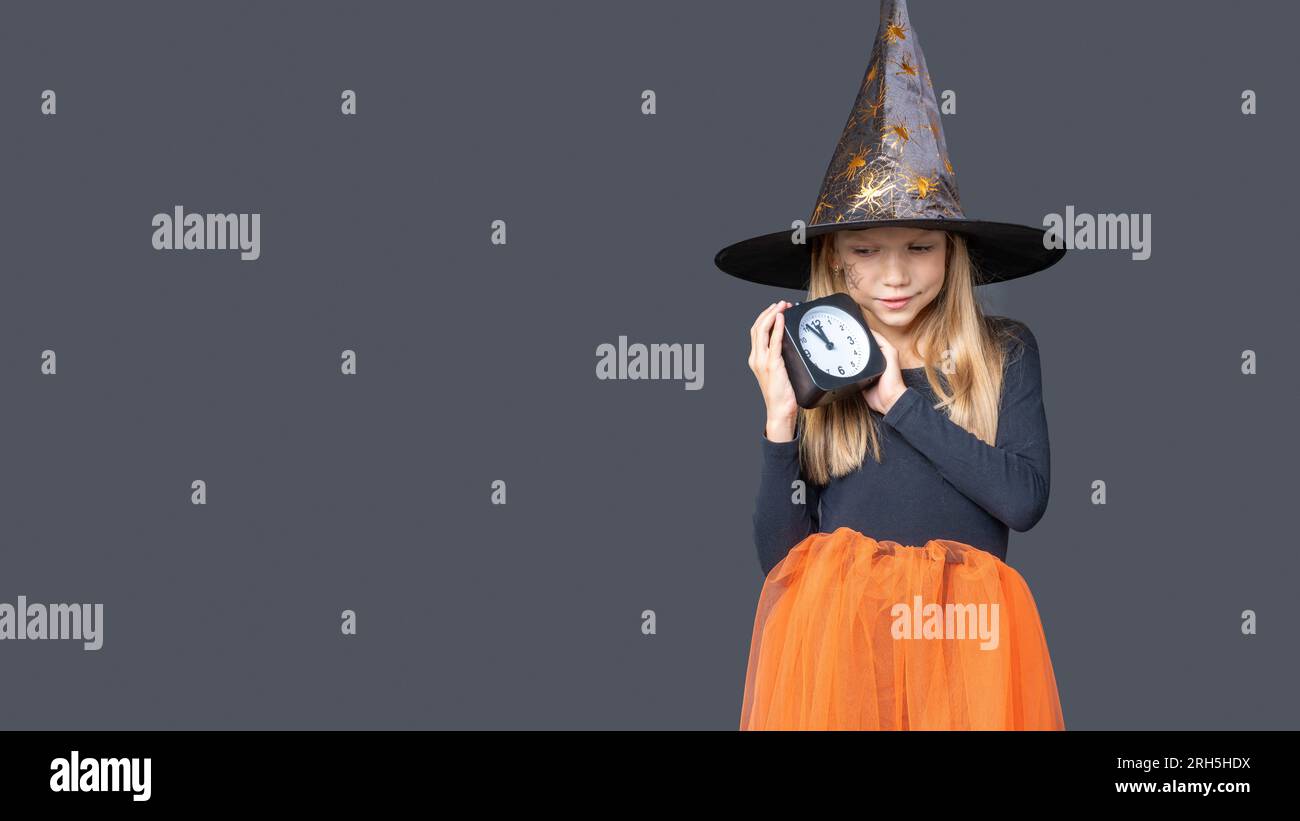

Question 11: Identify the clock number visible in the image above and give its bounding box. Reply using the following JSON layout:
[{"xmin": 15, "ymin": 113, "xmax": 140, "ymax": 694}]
[{"xmin": 838, "ymin": 365, "xmax": 845, "ymax": 375}]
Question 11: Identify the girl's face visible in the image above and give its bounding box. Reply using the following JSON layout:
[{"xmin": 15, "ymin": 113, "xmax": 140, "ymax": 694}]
[{"xmin": 832, "ymin": 227, "xmax": 947, "ymax": 330}]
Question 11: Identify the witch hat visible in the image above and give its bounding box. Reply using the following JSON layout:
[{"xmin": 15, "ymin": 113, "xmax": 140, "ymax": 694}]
[{"xmin": 714, "ymin": 0, "xmax": 1065, "ymax": 291}]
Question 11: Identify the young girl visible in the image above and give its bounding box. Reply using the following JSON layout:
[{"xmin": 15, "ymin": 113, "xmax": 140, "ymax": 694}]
[
  {"xmin": 739, "ymin": 227, "xmax": 1064, "ymax": 730},
  {"xmin": 715, "ymin": 0, "xmax": 1068, "ymax": 729}
]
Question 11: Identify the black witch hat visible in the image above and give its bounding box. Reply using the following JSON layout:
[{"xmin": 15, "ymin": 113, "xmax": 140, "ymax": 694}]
[{"xmin": 714, "ymin": 0, "xmax": 1066, "ymax": 291}]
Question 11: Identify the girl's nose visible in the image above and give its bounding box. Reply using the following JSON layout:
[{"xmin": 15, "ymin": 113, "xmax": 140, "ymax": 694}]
[{"xmin": 880, "ymin": 254, "xmax": 910, "ymax": 283}]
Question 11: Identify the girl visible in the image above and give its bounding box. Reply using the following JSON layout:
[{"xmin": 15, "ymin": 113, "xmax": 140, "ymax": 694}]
[
  {"xmin": 739, "ymin": 227, "xmax": 1065, "ymax": 730},
  {"xmin": 715, "ymin": 0, "xmax": 1067, "ymax": 730}
]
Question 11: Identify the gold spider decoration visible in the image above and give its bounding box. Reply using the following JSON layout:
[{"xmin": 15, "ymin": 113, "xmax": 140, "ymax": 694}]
[
  {"xmin": 855, "ymin": 97, "xmax": 886, "ymax": 122},
  {"xmin": 906, "ymin": 173, "xmax": 937, "ymax": 199},
  {"xmin": 810, "ymin": 198, "xmax": 836, "ymax": 224},
  {"xmin": 854, "ymin": 82, "xmax": 887, "ymax": 121},
  {"xmin": 836, "ymin": 142, "xmax": 871, "ymax": 182},
  {"xmin": 882, "ymin": 122, "xmax": 912, "ymax": 152},
  {"xmin": 894, "ymin": 57, "xmax": 918, "ymax": 77},
  {"xmin": 925, "ymin": 111, "xmax": 942, "ymax": 141},
  {"xmin": 847, "ymin": 171, "xmax": 897, "ymax": 214},
  {"xmin": 884, "ymin": 19, "xmax": 907, "ymax": 43}
]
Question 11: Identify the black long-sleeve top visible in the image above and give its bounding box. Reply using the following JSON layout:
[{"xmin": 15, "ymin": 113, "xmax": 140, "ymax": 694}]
[{"xmin": 753, "ymin": 316, "xmax": 1049, "ymax": 577}]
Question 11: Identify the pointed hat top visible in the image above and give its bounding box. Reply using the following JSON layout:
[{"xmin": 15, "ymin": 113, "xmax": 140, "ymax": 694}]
[
  {"xmin": 714, "ymin": 0, "xmax": 1066, "ymax": 291},
  {"xmin": 810, "ymin": 0, "xmax": 962, "ymax": 226}
]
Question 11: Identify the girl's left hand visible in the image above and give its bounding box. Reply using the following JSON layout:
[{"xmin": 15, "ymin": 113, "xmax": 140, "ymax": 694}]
[{"xmin": 862, "ymin": 330, "xmax": 908, "ymax": 415}]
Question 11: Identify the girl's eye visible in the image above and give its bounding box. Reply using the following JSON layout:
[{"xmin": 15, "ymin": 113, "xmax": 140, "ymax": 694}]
[{"xmin": 853, "ymin": 246, "xmax": 933, "ymax": 254}]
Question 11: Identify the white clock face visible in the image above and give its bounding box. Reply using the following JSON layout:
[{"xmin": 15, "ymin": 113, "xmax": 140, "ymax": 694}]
[{"xmin": 797, "ymin": 305, "xmax": 869, "ymax": 378}]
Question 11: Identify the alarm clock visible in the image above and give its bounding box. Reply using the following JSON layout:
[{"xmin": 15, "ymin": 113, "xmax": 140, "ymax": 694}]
[{"xmin": 780, "ymin": 292, "xmax": 885, "ymax": 409}]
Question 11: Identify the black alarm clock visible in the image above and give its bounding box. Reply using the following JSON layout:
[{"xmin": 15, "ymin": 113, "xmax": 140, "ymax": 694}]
[{"xmin": 780, "ymin": 292, "xmax": 885, "ymax": 409}]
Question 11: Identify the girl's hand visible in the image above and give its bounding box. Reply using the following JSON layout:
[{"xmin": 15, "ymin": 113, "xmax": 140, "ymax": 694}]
[
  {"xmin": 748, "ymin": 301, "xmax": 799, "ymax": 439},
  {"xmin": 862, "ymin": 330, "xmax": 908, "ymax": 415}
]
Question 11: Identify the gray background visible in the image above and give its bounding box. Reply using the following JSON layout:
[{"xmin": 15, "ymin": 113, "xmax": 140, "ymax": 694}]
[{"xmin": 0, "ymin": 0, "xmax": 1293, "ymax": 729}]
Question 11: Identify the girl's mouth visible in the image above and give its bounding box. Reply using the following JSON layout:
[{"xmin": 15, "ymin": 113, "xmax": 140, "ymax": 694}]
[{"xmin": 878, "ymin": 296, "xmax": 912, "ymax": 310}]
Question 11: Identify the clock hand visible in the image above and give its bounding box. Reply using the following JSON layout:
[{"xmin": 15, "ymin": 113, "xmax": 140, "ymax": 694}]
[{"xmin": 804, "ymin": 322, "xmax": 835, "ymax": 350}]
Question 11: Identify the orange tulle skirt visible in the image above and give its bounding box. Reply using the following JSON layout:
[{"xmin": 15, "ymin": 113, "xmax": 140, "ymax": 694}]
[{"xmin": 741, "ymin": 527, "xmax": 1064, "ymax": 730}]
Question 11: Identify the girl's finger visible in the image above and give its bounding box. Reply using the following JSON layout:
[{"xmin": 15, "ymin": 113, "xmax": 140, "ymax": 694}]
[
  {"xmin": 767, "ymin": 309, "xmax": 784, "ymax": 362},
  {"xmin": 750, "ymin": 302, "xmax": 778, "ymax": 351},
  {"xmin": 749, "ymin": 305, "xmax": 766, "ymax": 354}
]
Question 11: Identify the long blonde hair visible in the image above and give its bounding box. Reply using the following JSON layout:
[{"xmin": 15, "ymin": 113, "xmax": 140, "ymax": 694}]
[{"xmin": 797, "ymin": 230, "xmax": 1019, "ymax": 485}]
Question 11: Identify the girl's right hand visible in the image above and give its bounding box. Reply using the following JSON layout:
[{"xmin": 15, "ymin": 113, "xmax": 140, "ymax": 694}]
[{"xmin": 748, "ymin": 301, "xmax": 799, "ymax": 437}]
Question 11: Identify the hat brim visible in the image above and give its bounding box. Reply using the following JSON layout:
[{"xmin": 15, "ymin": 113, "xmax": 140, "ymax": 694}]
[{"xmin": 714, "ymin": 219, "xmax": 1066, "ymax": 291}]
